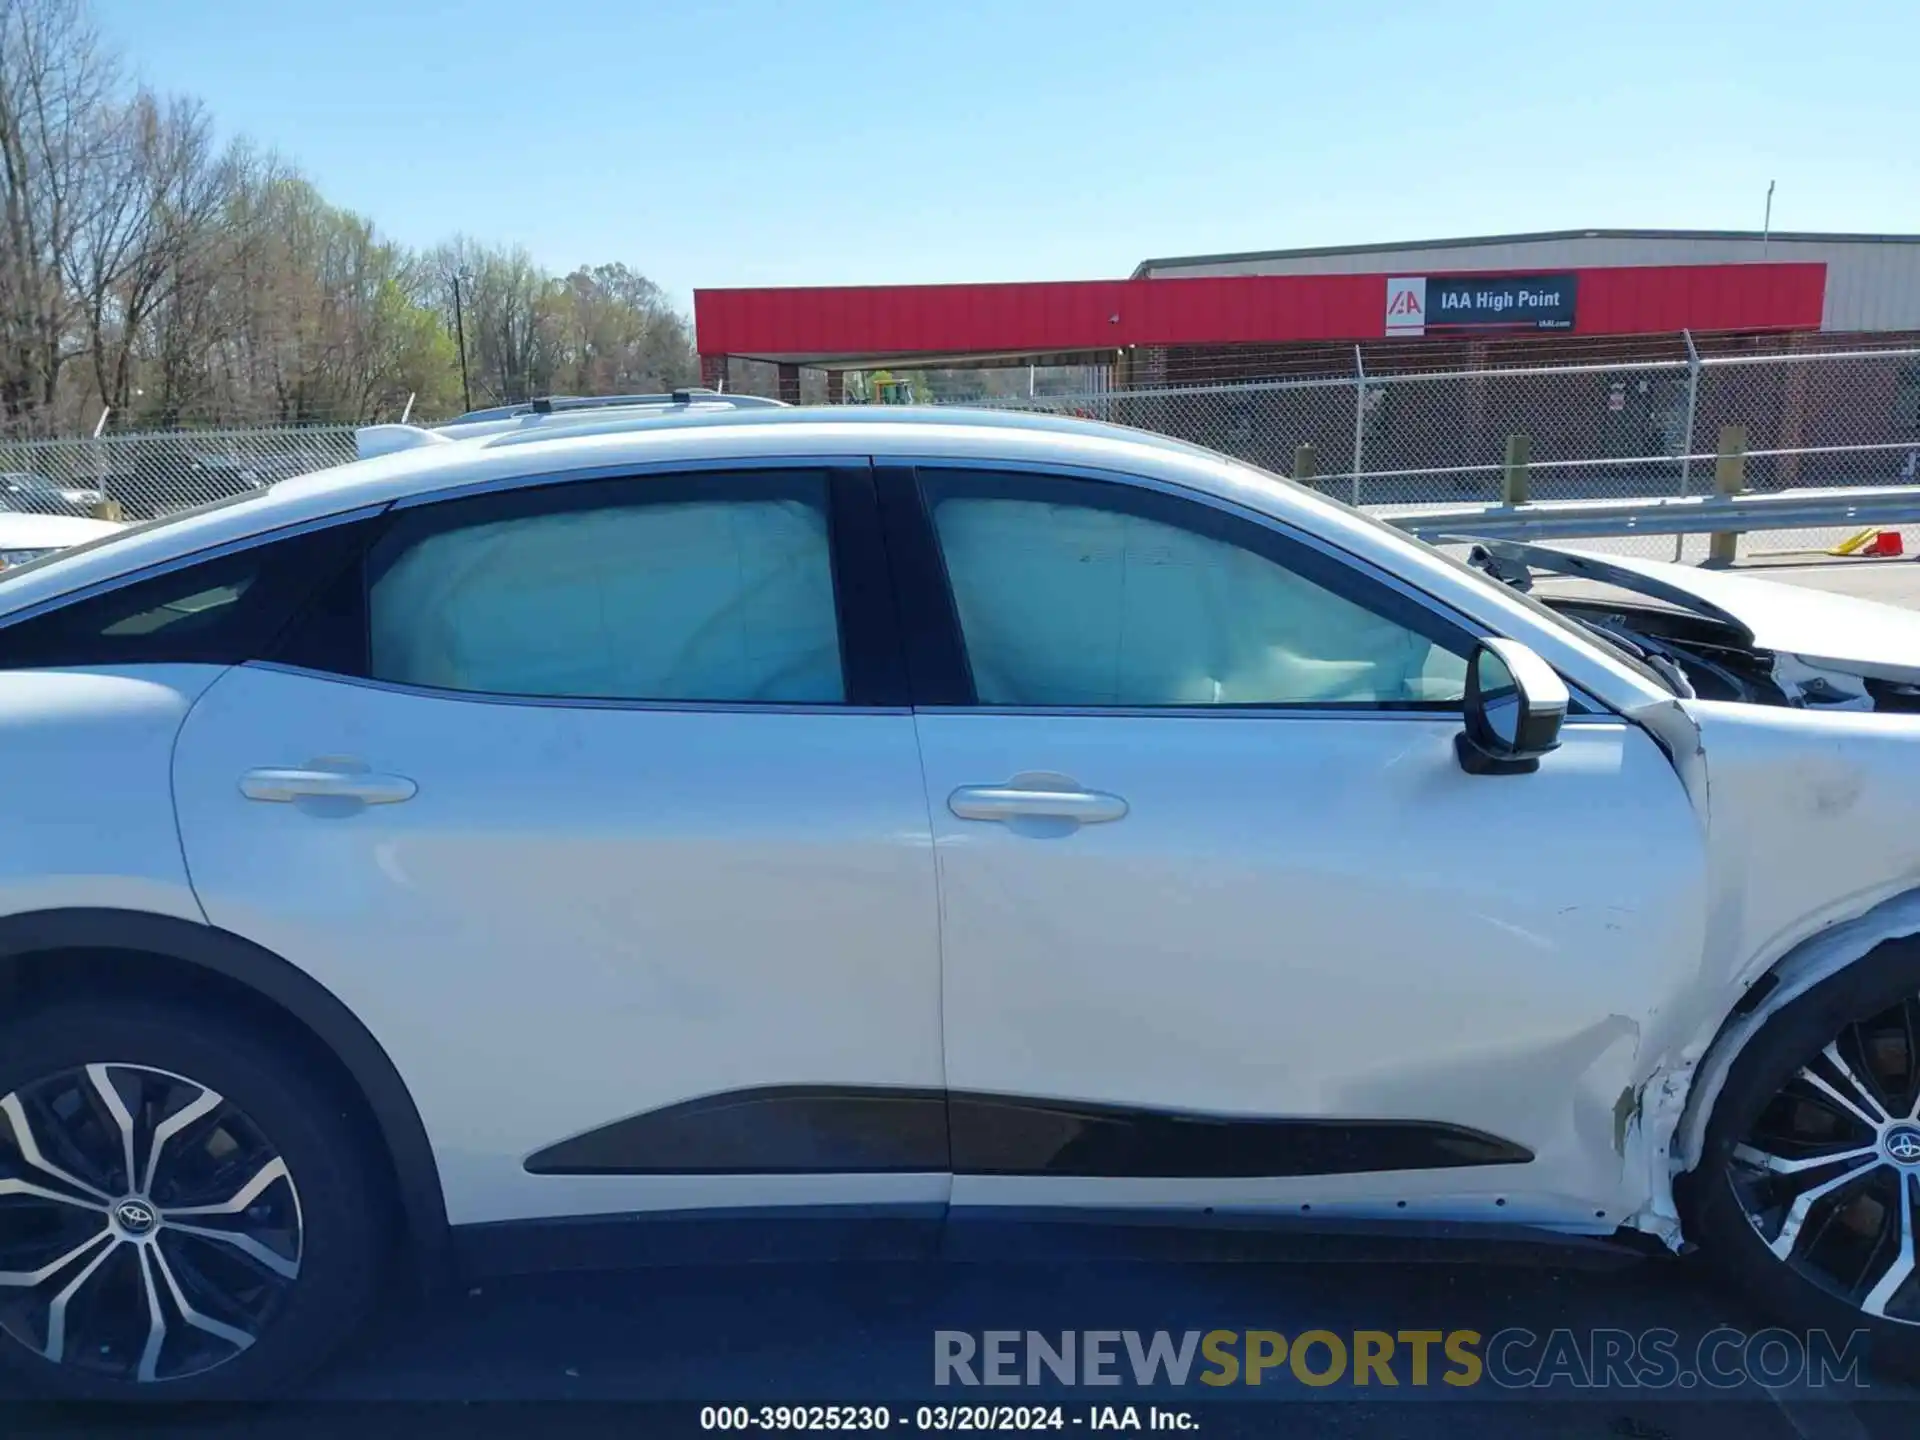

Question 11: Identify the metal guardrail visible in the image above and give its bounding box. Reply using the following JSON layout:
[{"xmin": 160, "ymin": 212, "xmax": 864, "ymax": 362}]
[{"xmin": 1380, "ymin": 485, "xmax": 1920, "ymax": 544}]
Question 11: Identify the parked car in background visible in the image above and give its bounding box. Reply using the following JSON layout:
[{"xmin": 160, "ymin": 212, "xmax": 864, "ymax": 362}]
[
  {"xmin": 0, "ymin": 471, "xmax": 107, "ymax": 518},
  {"xmin": 100, "ymin": 447, "xmax": 265, "ymax": 519},
  {"xmin": 0, "ymin": 510, "xmax": 123, "ymax": 569}
]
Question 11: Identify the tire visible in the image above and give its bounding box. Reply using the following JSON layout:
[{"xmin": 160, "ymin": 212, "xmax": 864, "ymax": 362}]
[
  {"xmin": 0, "ymin": 996, "xmax": 390, "ymax": 1399},
  {"xmin": 1687, "ymin": 937, "xmax": 1920, "ymax": 1377}
]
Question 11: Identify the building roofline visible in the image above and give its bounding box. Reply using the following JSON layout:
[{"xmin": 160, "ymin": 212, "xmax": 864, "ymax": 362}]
[{"xmin": 1130, "ymin": 228, "xmax": 1920, "ymax": 278}]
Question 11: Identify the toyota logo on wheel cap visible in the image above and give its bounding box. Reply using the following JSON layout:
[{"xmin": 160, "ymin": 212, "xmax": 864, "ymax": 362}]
[
  {"xmin": 1885, "ymin": 1126, "xmax": 1920, "ymax": 1166},
  {"xmin": 113, "ymin": 1199, "xmax": 156, "ymax": 1235}
]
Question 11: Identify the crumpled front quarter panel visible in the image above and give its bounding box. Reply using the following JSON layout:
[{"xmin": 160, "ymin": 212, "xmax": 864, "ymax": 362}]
[{"xmin": 1691, "ymin": 702, "xmax": 1920, "ymax": 990}]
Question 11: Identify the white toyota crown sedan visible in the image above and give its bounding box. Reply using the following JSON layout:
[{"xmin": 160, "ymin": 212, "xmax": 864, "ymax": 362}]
[{"xmin": 2, "ymin": 395, "xmax": 1920, "ymax": 1399}]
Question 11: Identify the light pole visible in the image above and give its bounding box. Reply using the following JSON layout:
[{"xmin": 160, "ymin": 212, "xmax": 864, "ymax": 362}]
[{"xmin": 451, "ymin": 269, "xmax": 473, "ymax": 414}]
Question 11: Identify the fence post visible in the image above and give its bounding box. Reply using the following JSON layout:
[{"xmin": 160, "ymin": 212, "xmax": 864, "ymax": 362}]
[
  {"xmin": 1502, "ymin": 433, "xmax": 1531, "ymax": 505},
  {"xmin": 1674, "ymin": 329, "xmax": 1702, "ymax": 560},
  {"xmin": 1349, "ymin": 346, "xmax": 1366, "ymax": 506},
  {"xmin": 1707, "ymin": 424, "xmax": 1747, "ymax": 566},
  {"xmin": 1292, "ymin": 443, "xmax": 1318, "ymax": 483},
  {"xmin": 87, "ymin": 406, "xmax": 118, "ymax": 520}
]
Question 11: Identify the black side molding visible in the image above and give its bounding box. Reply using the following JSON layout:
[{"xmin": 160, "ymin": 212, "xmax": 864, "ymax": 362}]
[
  {"xmin": 524, "ymin": 1085, "xmax": 1533, "ymax": 1179},
  {"xmin": 949, "ymin": 1093, "xmax": 1532, "ymax": 1177},
  {"xmin": 526, "ymin": 1086, "xmax": 949, "ymax": 1175}
]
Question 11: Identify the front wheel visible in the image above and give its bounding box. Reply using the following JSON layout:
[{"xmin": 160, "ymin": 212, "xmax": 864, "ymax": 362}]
[
  {"xmin": 0, "ymin": 997, "xmax": 390, "ymax": 1399},
  {"xmin": 1688, "ymin": 939, "xmax": 1920, "ymax": 1375}
]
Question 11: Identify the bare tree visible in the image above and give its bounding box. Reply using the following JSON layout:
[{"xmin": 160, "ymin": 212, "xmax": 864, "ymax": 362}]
[
  {"xmin": 443, "ymin": 242, "xmax": 556, "ymax": 406},
  {"xmin": 69, "ymin": 90, "xmax": 240, "ymax": 418},
  {"xmin": 0, "ymin": 0, "xmax": 699, "ymax": 433},
  {"xmin": 0, "ymin": 0, "xmax": 118, "ymax": 429}
]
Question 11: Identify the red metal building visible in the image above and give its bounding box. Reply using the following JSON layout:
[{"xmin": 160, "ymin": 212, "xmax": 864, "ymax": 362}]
[{"xmin": 693, "ymin": 229, "xmax": 1920, "ymax": 399}]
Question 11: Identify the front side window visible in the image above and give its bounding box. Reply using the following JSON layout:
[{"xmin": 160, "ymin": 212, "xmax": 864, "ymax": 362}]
[
  {"xmin": 921, "ymin": 471, "xmax": 1469, "ymax": 708},
  {"xmin": 366, "ymin": 473, "xmax": 844, "ymax": 703}
]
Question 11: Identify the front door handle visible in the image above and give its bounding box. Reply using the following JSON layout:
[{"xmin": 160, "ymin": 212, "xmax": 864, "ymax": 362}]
[
  {"xmin": 240, "ymin": 767, "xmax": 418, "ymax": 805},
  {"xmin": 948, "ymin": 782, "xmax": 1128, "ymax": 825}
]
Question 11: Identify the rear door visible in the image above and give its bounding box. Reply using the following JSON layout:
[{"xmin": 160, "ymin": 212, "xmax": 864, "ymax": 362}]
[{"xmin": 171, "ymin": 464, "xmax": 949, "ymax": 1227}]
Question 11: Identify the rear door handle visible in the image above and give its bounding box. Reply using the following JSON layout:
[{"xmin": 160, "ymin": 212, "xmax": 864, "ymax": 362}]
[
  {"xmin": 948, "ymin": 783, "xmax": 1128, "ymax": 825},
  {"xmin": 240, "ymin": 767, "xmax": 418, "ymax": 805}
]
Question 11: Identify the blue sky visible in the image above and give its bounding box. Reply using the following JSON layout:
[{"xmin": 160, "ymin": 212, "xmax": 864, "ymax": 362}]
[{"xmin": 95, "ymin": 0, "xmax": 1918, "ymax": 308}]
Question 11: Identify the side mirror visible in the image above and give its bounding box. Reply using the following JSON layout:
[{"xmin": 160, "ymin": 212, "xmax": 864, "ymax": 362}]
[{"xmin": 1456, "ymin": 638, "xmax": 1568, "ymax": 776}]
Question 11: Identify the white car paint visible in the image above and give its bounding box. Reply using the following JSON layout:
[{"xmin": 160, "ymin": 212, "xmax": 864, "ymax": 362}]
[
  {"xmin": 2, "ymin": 408, "xmax": 1918, "ymax": 1251},
  {"xmin": 0, "ymin": 666, "xmax": 218, "ymax": 922},
  {"xmin": 171, "ymin": 663, "xmax": 947, "ymax": 1224},
  {"xmin": 1626, "ymin": 700, "xmax": 1920, "ymax": 1240},
  {"xmin": 1530, "ymin": 543, "xmax": 1920, "ymax": 684},
  {"xmin": 926, "ymin": 709, "xmax": 1706, "ymax": 1229},
  {"xmin": 0, "ymin": 510, "xmax": 122, "ymax": 562}
]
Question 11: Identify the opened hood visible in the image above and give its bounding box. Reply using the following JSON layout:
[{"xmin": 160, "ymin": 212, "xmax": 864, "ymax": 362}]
[{"xmin": 1476, "ymin": 541, "xmax": 1920, "ymax": 686}]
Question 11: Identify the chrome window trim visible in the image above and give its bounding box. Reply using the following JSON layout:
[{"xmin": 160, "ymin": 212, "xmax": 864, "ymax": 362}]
[
  {"xmin": 0, "ymin": 503, "xmax": 394, "ymax": 632},
  {"xmin": 244, "ymin": 661, "xmax": 908, "ymax": 717},
  {"xmin": 246, "ymin": 660, "xmax": 1611, "ymax": 726},
  {"xmin": 913, "ymin": 703, "xmax": 1619, "ymax": 724}
]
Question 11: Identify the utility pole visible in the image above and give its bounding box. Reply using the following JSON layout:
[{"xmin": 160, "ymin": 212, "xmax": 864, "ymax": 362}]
[
  {"xmin": 1761, "ymin": 180, "xmax": 1776, "ymax": 258},
  {"xmin": 452, "ymin": 269, "xmax": 473, "ymax": 414}
]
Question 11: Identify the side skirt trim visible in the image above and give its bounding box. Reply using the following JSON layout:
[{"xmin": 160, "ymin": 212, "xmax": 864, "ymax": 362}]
[{"xmin": 452, "ymin": 1204, "xmax": 1638, "ymax": 1278}]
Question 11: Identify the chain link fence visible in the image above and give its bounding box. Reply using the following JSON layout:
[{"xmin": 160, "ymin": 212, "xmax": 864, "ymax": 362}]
[
  {"xmin": 0, "ymin": 426, "xmax": 358, "ymax": 523},
  {"xmin": 949, "ymin": 343, "xmax": 1920, "ymax": 558},
  {"xmin": 5, "ymin": 345, "xmax": 1919, "ymax": 561}
]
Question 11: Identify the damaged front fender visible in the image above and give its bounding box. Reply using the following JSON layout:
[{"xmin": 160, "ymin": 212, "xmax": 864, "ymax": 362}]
[{"xmin": 1622, "ymin": 886, "xmax": 1920, "ymax": 1249}]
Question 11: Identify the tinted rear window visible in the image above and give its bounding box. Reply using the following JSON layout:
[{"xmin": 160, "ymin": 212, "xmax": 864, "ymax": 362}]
[{"xmin": 0, "ymin": 520, "xmax": 376, "ymax": 670}]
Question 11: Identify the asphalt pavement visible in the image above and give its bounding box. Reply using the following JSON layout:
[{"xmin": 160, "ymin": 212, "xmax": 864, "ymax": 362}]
[
  {"xmin": 18, "ymin": 1248, "xmax": 1916, "ymax": 1438},
  {"xmin": 1735, "ymin": 552, "xmax": 1920, "ymax": 608},
  {"xmin": 19, "ymin": 548, "xmax": 1920, "ymax": 1438}
]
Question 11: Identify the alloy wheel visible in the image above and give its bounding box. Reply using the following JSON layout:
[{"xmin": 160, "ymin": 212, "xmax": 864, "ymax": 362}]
[
  {"xmin": 0, "ymin": 1062, "xmax": 303, "ymax": 1382},
  {"xmin": 1728, "ymin": 999, "xmax": 1920, "ymax": 1322}
]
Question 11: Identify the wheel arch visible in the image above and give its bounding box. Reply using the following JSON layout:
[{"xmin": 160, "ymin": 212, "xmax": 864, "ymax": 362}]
[
  {"xmin": 1630, "ymin": 886, "xmax": 1920, "ymax": 1248},
  {"xmin": 0, "ymin": 906, "xmax": 450, "ymax": 1287}
]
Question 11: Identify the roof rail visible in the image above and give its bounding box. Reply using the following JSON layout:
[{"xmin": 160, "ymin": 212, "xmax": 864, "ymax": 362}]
[
  {"xmin": 476, "ymin": 401, "xmax": 1228, "ymax": 459},
  {"xmin": 449, "ymin": 390, "xmax": 786, "ymax": 424}
]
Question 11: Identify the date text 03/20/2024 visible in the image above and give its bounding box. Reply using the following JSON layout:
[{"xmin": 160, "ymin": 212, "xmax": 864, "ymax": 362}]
[{"xmin": 700, "ymin": 1405, "xmax": 1195, "ymax": 1431}]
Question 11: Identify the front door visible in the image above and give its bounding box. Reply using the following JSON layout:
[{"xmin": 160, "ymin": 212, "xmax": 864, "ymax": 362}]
[
  {"xmin": 172, "ymin": 465, "xmax": 947, "ymax": 1226},
  {"xmin": 892, "ymin": 464, "xmax": 1706, "ymax": 1224}
]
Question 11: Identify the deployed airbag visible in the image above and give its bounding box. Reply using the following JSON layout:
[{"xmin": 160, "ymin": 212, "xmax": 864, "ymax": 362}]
[
  {"xmin": 933, "ymin": 498, "xmax": 1464, "ymax": 707},
  {"xmin": 370, "ymin": 499, "xmax": 843, "ymax": 702}
]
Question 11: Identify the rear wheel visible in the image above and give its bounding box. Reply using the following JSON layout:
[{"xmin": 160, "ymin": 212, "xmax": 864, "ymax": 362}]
[
  {"xmin": 0, "ymin": 998, "xmax": 389, "ymax": 1398},
  {"xmin": 1690, "ymin": 940, "xmax": 1920, "ymax": 1375}
]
